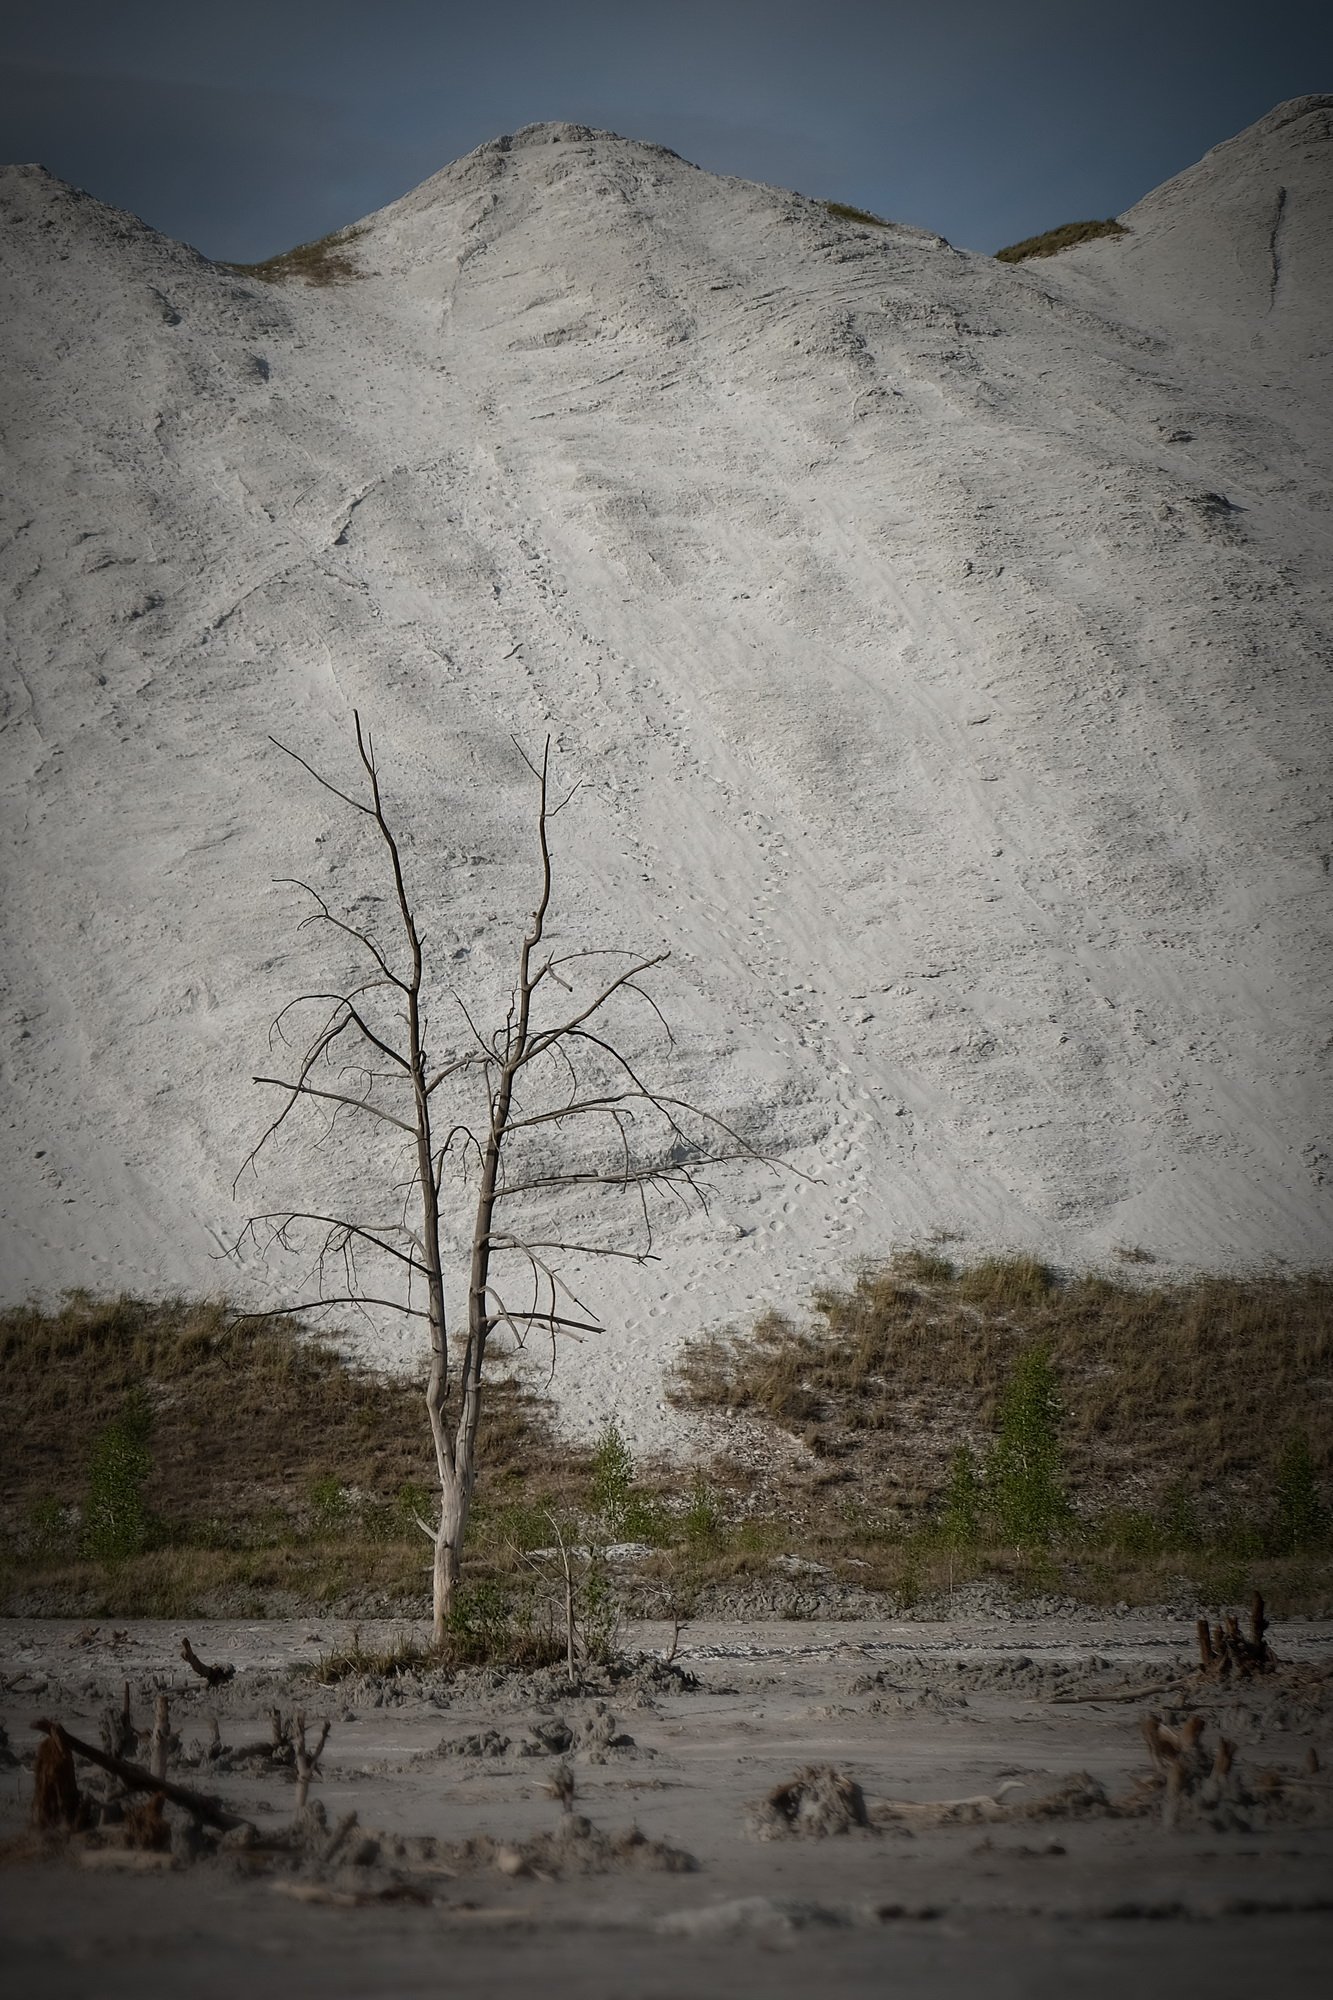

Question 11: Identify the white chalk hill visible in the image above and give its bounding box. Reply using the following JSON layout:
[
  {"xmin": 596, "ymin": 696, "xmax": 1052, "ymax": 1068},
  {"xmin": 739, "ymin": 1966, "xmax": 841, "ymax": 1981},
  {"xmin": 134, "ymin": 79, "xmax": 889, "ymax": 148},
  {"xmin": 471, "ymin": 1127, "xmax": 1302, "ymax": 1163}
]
[{"xmin": 1, "ymin": 100, "xmax": 1330, "ymax": 1442}]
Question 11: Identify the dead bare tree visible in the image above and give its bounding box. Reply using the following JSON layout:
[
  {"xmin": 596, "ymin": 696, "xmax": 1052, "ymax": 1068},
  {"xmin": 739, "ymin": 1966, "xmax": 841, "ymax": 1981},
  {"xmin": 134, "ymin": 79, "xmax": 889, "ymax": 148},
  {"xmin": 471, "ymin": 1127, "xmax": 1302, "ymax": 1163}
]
[{"xmin": 236, "ymin": 715, "xmax": 766, "ymax": 1648}]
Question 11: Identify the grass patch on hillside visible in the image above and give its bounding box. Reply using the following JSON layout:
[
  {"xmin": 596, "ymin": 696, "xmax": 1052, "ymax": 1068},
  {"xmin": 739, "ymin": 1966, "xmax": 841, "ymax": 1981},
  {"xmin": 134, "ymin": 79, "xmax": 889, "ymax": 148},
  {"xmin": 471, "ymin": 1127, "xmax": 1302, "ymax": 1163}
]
[
  {"xmin": 223, "ymin": 225, "xmax": 367, "ymax": 286},
  {"xmin": 670, "ymin": 1255, "xmax": 1333, "ymax": 1605},
  {"xmin": 4, "ymin": 1267, "xmax": 1330, "ymax": 1620},
  {"xmin": 995, "ymin": 217, "xmax": 1128, "ymax": 263},
  {"xmin": 0, "ymin": 1293, "xmax": 589, "ymax": 1615},
  {"xmin": 822, "ymin": 199, "xmax": 891, "ymax": 230}
]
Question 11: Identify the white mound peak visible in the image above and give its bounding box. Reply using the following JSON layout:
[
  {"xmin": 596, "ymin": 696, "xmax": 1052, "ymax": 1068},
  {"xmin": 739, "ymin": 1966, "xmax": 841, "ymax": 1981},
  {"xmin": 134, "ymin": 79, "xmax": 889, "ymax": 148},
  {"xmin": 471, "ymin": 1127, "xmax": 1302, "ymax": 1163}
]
[
  {"xmin": 1, "ymin": 104, "xmax": 1330, "ymax": 1443},
  {"xmin": 1045, "ymin": 94, "xmax": 1333, "ymax": 399}
]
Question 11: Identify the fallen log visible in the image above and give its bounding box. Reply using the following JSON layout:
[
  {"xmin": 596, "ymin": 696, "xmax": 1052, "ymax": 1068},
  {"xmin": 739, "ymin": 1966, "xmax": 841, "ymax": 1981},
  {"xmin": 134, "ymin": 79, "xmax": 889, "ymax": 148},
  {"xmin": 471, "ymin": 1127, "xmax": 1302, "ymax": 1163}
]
[{"xmin": 31, "ymin": 1720, "xmax": 254, "ymax": 1834}]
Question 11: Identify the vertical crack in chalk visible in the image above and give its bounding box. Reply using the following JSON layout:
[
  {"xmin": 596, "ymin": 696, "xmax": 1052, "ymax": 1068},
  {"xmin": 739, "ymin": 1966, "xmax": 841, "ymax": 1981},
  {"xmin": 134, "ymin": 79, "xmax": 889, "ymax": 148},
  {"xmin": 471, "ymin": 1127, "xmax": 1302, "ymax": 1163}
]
[{"xmin": 1266, "ymin": 184, "xmax": 1287, "ymax": 312}]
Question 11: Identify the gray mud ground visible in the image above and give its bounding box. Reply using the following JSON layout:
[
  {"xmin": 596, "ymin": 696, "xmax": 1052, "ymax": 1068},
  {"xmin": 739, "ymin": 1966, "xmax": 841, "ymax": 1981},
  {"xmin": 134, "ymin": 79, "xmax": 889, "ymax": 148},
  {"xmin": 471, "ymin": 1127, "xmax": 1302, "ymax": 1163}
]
[{"xmin": 2, "ymin": 1614, "xmax": 1332, "ymax": 1997}]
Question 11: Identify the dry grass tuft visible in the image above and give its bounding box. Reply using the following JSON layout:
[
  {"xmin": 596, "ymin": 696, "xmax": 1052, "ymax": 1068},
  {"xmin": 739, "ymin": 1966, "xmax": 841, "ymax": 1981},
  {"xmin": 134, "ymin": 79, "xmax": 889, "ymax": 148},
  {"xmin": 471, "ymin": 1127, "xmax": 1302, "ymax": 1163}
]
[
  {"xmin": 995, "ymin": 217, "xmax": 1128, "ymax": 263},
  {"xmin": 822, "ymin": 199, "xmax": 890, "ymax": 230},
  {"xmin": 223, "ymin": 227, "xmax": 367, "ymax": 286}
]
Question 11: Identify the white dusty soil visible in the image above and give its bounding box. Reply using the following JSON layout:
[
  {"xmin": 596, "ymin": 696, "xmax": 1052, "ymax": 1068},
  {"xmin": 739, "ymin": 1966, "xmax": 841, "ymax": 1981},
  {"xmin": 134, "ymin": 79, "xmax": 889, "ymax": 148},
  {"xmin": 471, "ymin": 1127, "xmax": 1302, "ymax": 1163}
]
[
  {"xmin": 2, "ymin": 102, "xmax": 1332, "ymax": 1452},
  {"xmin": 2, "ymin": 1614, "xmax": 1332, "ymax": 1996}
]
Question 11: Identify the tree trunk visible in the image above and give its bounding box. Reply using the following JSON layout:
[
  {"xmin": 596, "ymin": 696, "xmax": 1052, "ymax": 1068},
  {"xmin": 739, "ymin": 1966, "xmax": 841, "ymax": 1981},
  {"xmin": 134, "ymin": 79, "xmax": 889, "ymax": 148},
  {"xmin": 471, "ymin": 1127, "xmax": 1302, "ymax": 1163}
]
[{"xmin": 431, "ymin": 1476, "xmax": 469, "ymax": 1649}]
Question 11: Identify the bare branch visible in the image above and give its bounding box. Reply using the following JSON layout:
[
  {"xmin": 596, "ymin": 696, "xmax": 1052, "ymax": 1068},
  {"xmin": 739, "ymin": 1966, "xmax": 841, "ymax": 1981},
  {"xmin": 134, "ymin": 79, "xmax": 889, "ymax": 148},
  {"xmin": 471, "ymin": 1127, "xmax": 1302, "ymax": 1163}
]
[
  {"xmin": 270, "ymin": 736, "xmax": 375, "ymax": 818},
  {"xmin": 249, "ymin": 1076, "xmax": 418, "ymax": 1134},
  {"xmin": 276, "ymin": 880, "xmax": 409, "ymax": 992},
  {"xmin": 506, "ymin": 1088, "xmax": 684, "ymax": 1134},
  {"xmin": 519, "ymin": 954, "xmax": 671, "ymax": 1064},
  {"xmin": 423, "ymin": 1049, "xmax": 489, "ymax": 1096},
  {"xmin": 240, "ymin": 1211, "xmax": 430, "ymax": 1274},
  {"xmin": 230, "ymin": 1294, "xmax": 431, "ymax": 1321},
  {"xmin": 487, "ymin": 1232, "xmax": 656, "ymax": 1263}
]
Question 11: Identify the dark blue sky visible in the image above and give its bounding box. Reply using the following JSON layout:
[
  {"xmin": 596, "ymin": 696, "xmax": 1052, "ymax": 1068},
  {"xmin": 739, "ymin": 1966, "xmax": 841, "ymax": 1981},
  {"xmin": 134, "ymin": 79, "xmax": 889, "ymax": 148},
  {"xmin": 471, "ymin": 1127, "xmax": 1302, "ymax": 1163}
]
[{"xmin": 2, "ymin": 1, "xmax": 1329, "ymax": 259}]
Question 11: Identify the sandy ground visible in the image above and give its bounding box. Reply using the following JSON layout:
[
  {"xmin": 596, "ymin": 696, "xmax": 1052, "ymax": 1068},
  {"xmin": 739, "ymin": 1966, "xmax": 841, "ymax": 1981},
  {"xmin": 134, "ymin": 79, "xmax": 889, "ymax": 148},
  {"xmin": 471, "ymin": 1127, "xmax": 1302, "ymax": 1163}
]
[{"xmin": 2, "ymin": 1614, "xmax": 1331, "ymax": 1996}]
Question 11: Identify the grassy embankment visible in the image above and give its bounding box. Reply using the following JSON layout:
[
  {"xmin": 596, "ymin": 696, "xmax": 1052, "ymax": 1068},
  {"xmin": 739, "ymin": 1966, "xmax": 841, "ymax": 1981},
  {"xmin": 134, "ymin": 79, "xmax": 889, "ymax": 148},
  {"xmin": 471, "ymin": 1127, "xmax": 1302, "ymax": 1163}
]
[
  {"xmin": 222, "ymin": 226, "xmax": 367, "ymax": 286},
  {"xmin": 995, "ymin": 217, "xmax": 1128, "ymax": 262},
  {"xmin": 2, "ymin": 1258, "xmax": 1330, "ymax": 1624}
]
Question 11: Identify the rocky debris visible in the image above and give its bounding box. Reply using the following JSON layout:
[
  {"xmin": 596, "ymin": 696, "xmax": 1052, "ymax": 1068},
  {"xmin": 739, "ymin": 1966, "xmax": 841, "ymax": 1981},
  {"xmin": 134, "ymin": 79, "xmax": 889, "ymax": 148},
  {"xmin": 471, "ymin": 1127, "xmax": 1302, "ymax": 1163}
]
[
  {"xmin": 454, "ymin": 1814, "xmax": 696, "ymax": 1879},
  {"xmin": 6, "ymin": 1710, "xmax": 692, "ymax": 1893},
  {"xmin": 283, "ymin": 1813, "xmax": 699, "ymax": 1887},
  {"xmin": 1011, "ymin": 1714, "xmax": 1332, "ymax": 1834},
  {"xmin": 437, "ymin": 1727, "xmax": 513, "ymax": 1759},
  {"xmin": 850, "ymin": 1652, "xmax": 1176, "ymax": 1703},
  {"xmin": 747, "ymin": 1765, "xmax": 871, "ymax": 1840},
  {"xmin": 435, "ymin": 1702, "xmax": 643, "ymax": 1763},
  {"xmin": 870, "ymin": 1782, "xmax": 1027, "ymax": 1826},
  {"xmin": 658, "ymin": 1895, "xmax": 849, "ymax": 1935},
  {"xmin": 1214, "ymin": 1685, "xmax": 1332, "ymax": 1735},
  {"xmin": 1012, "ymin": 1772, "xmax": 1112, "ymax": 1820},
  {"xmin": 178, "ymin": 1705, "xmax": 331, "ymax": 1785},
  {"xmin": 867, "ymin": 1687, "xmax": 969, "ymax": 1716}
]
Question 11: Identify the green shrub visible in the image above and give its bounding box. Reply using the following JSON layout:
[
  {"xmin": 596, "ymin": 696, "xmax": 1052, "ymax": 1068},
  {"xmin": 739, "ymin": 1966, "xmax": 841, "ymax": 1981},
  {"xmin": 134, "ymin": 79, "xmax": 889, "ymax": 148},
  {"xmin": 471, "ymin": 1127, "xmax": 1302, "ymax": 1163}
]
[
  {"xmin": 938, "ymin": 1446, "xmax": 982, "ymax": 1549},
  {"xmin": 22, "ymin": 1497, "xmax": 78, "ymax": 1561},
  {"xmin": 83, "ymin": 1390, "xmax": 154, "ymax": 1561},
  {"xmin": 586, "ymin": 1420, "xmax": 669, "ymax": 1543},
  {"xmin": 315, "ymin": 1627, "xmax": 436, "ymax": 1681},
  {"xmin": 577, "ymin": 1552, "xmax": 623, "ymax": 1665},
  {"xmin": 1272, "ymin": 1433, "xmax": 1325, "ymax": 1552},
  {"xmin": 308, "ymin": 1476, "xmax": 355, "ymax": 1535},
  {"xmin": 683, "ymin": 1469, "xmax": 723, "ymax": 1550},
  {"xmin": 988, "ymin": 1344, "xmax": 1070, "ymax": 1548},
  {"xmin": 487, "ymin": 1496, "xmax": 556, "ymax": 1554},
  {"xmin": 1158, "ymin": 1482, "xmax": 1202, "ymax": 1551},
  {"xmin": 444, "ymin": 1577, "xmax": 561, "ymax": 1668},
  {"xmin": 1097, "ymin": 1507, "xmax": 1167, "ymax": 1559},
  {"xmin": 590, "ymin": 1421, "xmax": 636, "ymax": 1535}
]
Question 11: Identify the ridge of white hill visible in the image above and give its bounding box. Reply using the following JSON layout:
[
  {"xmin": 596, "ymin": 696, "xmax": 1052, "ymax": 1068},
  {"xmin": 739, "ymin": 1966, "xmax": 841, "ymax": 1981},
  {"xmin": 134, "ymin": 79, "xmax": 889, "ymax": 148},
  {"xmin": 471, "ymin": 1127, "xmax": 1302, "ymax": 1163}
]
[
  {"xmin": 1040, "ymin": 95, "xmax": 1333, "ymax": 407},
  {"xmin": 1, "ymin": 113, "xmax": 1330, "ymax": 1446}
]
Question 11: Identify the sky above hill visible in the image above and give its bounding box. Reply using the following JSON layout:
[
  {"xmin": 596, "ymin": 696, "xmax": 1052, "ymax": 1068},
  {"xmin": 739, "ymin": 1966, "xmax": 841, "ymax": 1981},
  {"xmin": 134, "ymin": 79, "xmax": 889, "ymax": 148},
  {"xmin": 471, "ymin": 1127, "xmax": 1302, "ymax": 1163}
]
[{"xmin": 2, "ymin": 0, "xmax": 1329, "ymax": 260}]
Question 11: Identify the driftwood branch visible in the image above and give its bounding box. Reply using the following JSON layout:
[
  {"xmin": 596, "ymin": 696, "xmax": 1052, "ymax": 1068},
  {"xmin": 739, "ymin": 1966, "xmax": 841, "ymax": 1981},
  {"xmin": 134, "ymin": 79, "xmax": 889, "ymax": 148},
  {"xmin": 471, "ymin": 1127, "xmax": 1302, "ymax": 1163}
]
[
  {"xmin": 31, "ymin": 1719, "xmax": 255, "ymax": 1833},
  {"xmin": 180, "ymin": 1637, "xmax": 235, "ymax": 1688}
]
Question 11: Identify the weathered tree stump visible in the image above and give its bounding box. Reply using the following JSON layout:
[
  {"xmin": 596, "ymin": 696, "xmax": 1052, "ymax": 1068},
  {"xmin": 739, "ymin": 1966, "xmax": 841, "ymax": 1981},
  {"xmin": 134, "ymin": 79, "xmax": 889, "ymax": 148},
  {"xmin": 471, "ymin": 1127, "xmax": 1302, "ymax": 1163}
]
[{"xmin": 31, "ymin": 1728, "xmax": 82, "ymax": 1831}]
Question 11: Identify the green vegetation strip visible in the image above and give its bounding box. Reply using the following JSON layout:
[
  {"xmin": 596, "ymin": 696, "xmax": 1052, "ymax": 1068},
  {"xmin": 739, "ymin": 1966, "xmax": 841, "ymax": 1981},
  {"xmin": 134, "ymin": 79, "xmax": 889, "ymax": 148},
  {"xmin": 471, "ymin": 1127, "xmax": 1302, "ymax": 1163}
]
[
  {"xmin": 223, "ymin": 226, "xmax": 367, "ymax": 286},
  {"xmin": 670, "ymin": 1253, "xmax": 1332, "ymax": 1607},
  {"xmin": 995, "ymin": 217, "xmax": 1128, "ymax": 262},
  {"xmin": 822, "ymin": 200, "xmax": 891, "ymax": 230},
  {"xmin": 3, "ymin": 1259, "xmax": 1330, "ymax": 1624}
]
